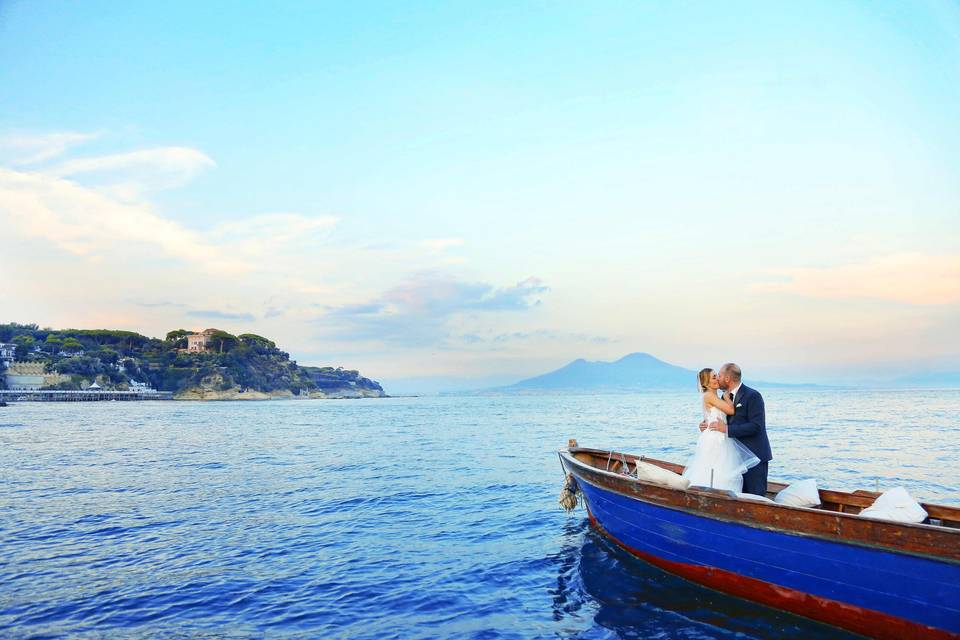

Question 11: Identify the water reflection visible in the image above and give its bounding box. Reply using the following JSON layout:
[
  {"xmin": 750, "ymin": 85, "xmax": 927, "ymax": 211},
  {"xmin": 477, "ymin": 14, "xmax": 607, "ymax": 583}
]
[
  {"xmin": 550, "ymin": 518, "xmax": 590, "ymax": 623},
  {"xmin": 553, "ymin": 523, "xmax": 860, "ymax": 639}
]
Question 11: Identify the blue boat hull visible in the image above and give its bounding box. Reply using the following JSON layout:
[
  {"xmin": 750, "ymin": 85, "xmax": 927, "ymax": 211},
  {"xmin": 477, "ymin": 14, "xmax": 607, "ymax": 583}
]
[{"xmin": 573, "ymin": 471, "xmax": 960, "ymax": 639}]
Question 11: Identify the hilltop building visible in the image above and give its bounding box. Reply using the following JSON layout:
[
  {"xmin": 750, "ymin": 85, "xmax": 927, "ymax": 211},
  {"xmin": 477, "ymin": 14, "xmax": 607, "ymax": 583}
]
[{"xmin": 186, "ymin": 328, "xmax": 220, "ymax": 352}]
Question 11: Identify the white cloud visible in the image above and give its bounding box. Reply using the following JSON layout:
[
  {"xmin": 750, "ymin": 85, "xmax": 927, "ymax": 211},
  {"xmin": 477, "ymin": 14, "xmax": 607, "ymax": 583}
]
[
  {"xmin": 319, "ymin": 275, "xmax": 549, "ymax": 345},
  {"xmin": 755, "ymin": 253, "xmax": 960, "ymax": 305},
  {"xmin": 214, "ymin": 212, "xmax": 338, "ymax": 257},
  {"xmin": 0, "ymin": 140, "xmax": 344, "ymax": 280},
  {"xmin": 49, "ymin": 146, "xmax": 216, "ymax": 196},
  {"xmin": 0, "ymin": 132, "xmax": 557, "ymax": 376},
  {"xmin": 0, "ymin": 131, "xmax": 99, "ymax": 165},
  {"xmin": 0, "ymin": 167, "xmax": 244, "ymax": 273},
  {"xmin": 421, "ymin": 237, "xmax": 465, "ymax": 252}
]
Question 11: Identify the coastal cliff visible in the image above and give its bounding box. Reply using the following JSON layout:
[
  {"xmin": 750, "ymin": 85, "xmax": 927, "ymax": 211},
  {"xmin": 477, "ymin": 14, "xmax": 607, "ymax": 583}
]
[
  {"xmin": 173, "ymin": 369, "xmax": 385, "ymax": 400},
  {"xmin": 174, "ymin": 387, "xmax": 385, "ymax": 401},
  {"xmin": 0, "ymin": 323, "xmax": 386, "ymax": 400}
]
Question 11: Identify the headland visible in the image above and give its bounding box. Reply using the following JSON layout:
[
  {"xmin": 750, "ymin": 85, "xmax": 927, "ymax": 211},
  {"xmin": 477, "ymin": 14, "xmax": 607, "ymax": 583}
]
[{"xmin": 0, "ymin": 323, "xmax": 385, "ymax": 401}]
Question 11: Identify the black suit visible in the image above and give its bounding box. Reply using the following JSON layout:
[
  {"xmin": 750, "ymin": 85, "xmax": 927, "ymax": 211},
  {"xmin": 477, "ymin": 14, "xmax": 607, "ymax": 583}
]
[{"xmin": 726, "ymin": 384, "xmax": 772, "ymax": 496}]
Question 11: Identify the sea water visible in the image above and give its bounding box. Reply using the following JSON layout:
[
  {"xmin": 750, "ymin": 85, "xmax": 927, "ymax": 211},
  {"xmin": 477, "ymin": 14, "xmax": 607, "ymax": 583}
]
[{"xmin": 1, "ymin": 390, "xmax": 957, "ymax": 638}]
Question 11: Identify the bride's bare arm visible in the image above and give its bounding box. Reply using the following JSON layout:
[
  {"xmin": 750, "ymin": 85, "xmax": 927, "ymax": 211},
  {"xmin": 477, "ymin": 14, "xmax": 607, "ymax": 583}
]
[{"xmin": 704, "ymin": 391, "xmax": 736, "ymax": 416}]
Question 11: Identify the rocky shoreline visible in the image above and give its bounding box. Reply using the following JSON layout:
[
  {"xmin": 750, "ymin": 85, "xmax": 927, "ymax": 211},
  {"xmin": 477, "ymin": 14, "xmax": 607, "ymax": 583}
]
[{"xmin": 173, "ymin": 386, "xmax": 386, "ymax": 401}]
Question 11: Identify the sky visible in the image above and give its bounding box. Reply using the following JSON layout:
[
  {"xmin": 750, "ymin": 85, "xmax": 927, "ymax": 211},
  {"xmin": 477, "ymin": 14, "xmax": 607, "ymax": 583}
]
[{"xmin": 1, "ymin": 1, "xmax": 958, "ymax": 392}]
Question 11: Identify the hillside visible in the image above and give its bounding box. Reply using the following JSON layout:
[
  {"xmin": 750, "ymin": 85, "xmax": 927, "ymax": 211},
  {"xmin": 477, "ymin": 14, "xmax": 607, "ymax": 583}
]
[{"xmin": 0, "ymin": 323, "xmax": 385, "ymax": 399}]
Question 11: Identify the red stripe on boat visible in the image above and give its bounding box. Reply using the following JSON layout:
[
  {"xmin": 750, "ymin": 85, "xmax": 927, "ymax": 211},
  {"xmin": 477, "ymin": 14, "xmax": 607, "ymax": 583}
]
[{"xmin": 586, "ymin": 512, "xmax": 959, "ymax": 640}]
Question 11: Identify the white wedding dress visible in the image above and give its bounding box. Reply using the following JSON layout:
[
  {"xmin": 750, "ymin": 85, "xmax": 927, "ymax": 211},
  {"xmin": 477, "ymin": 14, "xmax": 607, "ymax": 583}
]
[{"xmin": 682, "ymin": 404, "xmax": 760, "ymax": 493}]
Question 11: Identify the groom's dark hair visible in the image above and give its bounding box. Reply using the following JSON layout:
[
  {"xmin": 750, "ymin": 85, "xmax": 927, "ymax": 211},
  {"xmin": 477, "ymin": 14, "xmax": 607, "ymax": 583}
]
[{"xmin": 721, "ymin": 363, "xmax": 742, "ymax": 382}]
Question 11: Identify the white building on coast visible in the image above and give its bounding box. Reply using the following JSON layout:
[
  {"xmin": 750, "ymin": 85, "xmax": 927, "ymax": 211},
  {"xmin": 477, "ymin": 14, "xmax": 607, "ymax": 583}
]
[{"xmin": 0, "ymin": 342, "xmax": 16, "ymax": 367}]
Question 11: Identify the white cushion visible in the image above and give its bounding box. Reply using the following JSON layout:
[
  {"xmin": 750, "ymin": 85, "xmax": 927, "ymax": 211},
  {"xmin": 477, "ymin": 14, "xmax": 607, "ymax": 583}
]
[
  {"xmin": 859, "ymin": 487, "xmax": 928, "ymax": 524},
  {"xmin": 737, "ymin": 492, "xmax": 775, "ymax": 502},
  {"xmin": 774, "ymin": 479, "xmax": 821, "ymax": 508},
  {"xmin": 635, "ymin": 461, "xmax": 690, "ymax": 490}
]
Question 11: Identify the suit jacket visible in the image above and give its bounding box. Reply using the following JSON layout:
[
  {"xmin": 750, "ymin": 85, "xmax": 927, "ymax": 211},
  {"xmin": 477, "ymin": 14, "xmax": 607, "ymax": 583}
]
[{"xmin": 726, "ymin": 384, "xmax": 772, "ymax": 462}]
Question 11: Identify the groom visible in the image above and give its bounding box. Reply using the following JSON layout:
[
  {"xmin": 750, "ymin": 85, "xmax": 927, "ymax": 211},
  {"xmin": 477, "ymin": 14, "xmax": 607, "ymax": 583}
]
[{"xmin": 700, "ymin": 363, "xmax": 773, "ymax": 496}]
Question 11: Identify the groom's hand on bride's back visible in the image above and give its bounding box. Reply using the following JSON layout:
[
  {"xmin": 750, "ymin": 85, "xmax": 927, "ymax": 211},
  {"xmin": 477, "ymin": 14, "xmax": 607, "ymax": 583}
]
[{"xmin": 698, "ymin": 420, "xmax": 727, "ymax": 433}]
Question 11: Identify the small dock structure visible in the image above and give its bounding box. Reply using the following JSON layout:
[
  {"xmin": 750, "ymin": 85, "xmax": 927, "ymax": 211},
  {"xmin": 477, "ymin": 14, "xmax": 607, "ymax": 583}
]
[{"xmin": 0, "ymin": 389, "xmax": 173, "ymax": 402}]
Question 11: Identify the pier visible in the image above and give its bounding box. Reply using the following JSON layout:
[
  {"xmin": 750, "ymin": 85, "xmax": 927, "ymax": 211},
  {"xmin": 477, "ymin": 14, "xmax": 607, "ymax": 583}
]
[{"xmin": 0, "ymin": 390, "xmax": 173, "ymax": 402}]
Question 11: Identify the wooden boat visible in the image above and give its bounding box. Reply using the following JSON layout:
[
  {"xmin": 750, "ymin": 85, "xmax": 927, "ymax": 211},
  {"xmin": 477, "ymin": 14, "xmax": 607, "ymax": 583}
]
[{"xmin": 558, "ymin": 442, "xmax": 960, "ymax": 639}]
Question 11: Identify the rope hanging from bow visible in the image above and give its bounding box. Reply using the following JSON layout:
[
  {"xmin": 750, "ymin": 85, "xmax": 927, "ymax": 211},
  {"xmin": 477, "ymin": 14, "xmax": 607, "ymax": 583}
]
[{"xmin": 558, "ymin": 472, "xmax": 579, "ymax": 511}]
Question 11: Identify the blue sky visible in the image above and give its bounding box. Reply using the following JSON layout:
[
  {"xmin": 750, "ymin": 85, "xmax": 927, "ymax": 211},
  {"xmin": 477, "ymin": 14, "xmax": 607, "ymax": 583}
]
[{"xmin": 1, "ymin": 1, "xmax": 958, "ymax": 391}]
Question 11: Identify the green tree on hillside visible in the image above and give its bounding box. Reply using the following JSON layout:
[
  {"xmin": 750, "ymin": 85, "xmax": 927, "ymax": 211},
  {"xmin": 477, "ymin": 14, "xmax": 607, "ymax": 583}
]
[
  {"xmin": 207, "ymin": 330, "xmax": 239, "ymax": 354},
  {"xmin": 12, "ymin": 335, "xmax": 35, "ymax": 359},
  {"xmin": 44, "ymin": 334, "xmax": 63, "ymax": 353},
  {"xmin": 165, "ymin": 329, "xmax": 190, "ymax": 349},
  {"xmin": 57, "ymin": 329, "xmax": 153, "ymax": 354},
  {"xmin": 0, "ymin": 323, "xmax": 39, "ymax": 342},
  {"xmin": 239, "ymin": 334, "xmax": 277, "ymax": 351}
]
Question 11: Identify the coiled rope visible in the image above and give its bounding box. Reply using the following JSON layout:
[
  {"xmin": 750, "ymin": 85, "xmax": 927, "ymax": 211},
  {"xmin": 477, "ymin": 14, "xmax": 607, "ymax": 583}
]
[{"xmin": 558, "ymin": 472, "xmax": 579, "ymax": 511}]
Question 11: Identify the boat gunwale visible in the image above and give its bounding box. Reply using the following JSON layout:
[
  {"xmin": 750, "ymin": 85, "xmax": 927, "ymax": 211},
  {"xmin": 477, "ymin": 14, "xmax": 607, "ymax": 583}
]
[
  {"xmin": 559, "ymin": 448, "xmax": 960, "ymax": 564},
  {"xmin": 565, "ymin": 445, "xmax": 960, "ymax": 524}
]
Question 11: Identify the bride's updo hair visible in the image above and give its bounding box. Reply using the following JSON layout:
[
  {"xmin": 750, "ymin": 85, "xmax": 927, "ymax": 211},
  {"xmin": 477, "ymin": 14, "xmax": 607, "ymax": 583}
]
[{"xmin": 698, "ymin": 368, "xmax": 713, "ymax": 392}]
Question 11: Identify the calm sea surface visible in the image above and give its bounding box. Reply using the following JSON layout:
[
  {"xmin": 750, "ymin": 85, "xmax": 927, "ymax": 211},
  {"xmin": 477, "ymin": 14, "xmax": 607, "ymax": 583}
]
[{"xmin": 1, "ymin": 390, "xmax": 958, "ymax": 639}]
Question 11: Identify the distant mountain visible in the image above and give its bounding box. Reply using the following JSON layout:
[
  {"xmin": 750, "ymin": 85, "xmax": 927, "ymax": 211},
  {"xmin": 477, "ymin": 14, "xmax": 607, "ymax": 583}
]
[
  {"xmin": 497, "ymin": 353, "xmax": 694, "ymax": 391},
  {"xmin": 894, "ymin": 371, "xmax": 960, "ymax": 388},
  {"xmin": 493, "ymin": 352, "xmax": 811, "ymax": 392}
]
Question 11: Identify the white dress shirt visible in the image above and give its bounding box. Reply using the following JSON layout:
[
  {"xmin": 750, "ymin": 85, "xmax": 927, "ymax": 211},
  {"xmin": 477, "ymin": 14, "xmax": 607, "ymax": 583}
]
[{"xmin": 728, "ymin": 382, "xmax": 742, "ymax": 403}]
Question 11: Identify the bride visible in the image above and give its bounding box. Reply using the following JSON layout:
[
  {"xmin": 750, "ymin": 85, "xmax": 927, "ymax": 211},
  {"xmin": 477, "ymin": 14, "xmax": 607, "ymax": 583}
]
[{"xmin": 682, "ymin": 368, "xmax": 760, "ymax": 492}]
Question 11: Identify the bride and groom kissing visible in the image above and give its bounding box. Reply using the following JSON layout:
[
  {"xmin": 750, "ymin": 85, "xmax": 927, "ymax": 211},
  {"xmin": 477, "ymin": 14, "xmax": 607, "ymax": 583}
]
[{"xmin": 683, "ymin": 363, "xmax": 773, "ymax": 496}]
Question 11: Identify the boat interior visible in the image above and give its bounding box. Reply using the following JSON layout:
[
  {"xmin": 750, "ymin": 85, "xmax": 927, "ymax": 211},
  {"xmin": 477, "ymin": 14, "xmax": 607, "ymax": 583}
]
[{"xmin": 566, "ymin": 445, "xmax": 960, "ymax": 530}]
